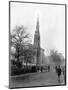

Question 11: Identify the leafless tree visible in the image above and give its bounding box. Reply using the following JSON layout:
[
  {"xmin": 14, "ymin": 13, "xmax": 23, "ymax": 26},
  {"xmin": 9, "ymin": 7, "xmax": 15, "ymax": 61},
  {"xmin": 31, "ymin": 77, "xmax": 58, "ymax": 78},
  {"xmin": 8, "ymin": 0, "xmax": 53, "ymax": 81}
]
[
  {"xmin": 10, "ymin": 25, "xmax": 31, "ymax": 68},
  {"xmin": 50, "ymin": 49, "xmax": 64, "ymax": 66}
]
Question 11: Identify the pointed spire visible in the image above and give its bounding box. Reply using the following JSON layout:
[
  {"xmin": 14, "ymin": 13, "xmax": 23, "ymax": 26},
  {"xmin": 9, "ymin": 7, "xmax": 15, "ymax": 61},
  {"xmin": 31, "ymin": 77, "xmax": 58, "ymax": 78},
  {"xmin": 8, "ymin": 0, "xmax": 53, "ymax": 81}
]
[
  {"xmin": 34, "ymin": 16, "xmax": 40, "ymax": 47},
  {"xmin": 37, "ymin": 16, "xmax": 39, "ymax": 25},
  {"xmin": 35, "ymin": 16, "xmax": 39, "ymax": 34}
]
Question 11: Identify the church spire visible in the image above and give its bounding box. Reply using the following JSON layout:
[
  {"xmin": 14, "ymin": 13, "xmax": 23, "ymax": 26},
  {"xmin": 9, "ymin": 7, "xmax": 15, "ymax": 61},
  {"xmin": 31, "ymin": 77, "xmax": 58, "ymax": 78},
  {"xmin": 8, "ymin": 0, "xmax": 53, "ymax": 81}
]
[
  {"xmin": 35, "ymin": 16, "xmax": 39, "ymax": 34},
  {"xmin": 34, "ymin": 16, "xmax": 40, "ymax": 48}
]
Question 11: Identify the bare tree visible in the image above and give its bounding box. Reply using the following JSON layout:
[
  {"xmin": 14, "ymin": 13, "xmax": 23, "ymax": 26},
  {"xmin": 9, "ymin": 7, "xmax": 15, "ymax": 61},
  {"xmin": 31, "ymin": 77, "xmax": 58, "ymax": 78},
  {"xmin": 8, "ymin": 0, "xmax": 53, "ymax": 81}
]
[
  {"xmin": 50, "ymin": 49, "xmax": 64, "ymax": 66},
  {"xmin": 10, "ymin": 25, "xmax": 31, "ymax": 68},
  {"xmin": 24, "ymin": 48, "xmax": 34, "ymax": 65}
]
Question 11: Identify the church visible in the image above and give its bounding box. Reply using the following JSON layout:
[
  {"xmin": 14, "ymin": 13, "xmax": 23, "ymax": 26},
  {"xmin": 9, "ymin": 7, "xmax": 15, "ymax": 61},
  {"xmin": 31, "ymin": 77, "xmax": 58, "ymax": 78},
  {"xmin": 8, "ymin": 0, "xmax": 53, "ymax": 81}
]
[{"xmin": 28, "ymin": 17, "xmax": 45, "ymax": 66}]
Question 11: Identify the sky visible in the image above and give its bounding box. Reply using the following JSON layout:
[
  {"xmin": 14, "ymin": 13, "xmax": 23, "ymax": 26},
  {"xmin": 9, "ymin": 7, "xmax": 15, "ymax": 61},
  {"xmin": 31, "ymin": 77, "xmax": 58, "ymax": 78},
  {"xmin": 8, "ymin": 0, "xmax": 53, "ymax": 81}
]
[{"xmin": 10, "ymin": 2, "xmax": 65, "ymax": 58}]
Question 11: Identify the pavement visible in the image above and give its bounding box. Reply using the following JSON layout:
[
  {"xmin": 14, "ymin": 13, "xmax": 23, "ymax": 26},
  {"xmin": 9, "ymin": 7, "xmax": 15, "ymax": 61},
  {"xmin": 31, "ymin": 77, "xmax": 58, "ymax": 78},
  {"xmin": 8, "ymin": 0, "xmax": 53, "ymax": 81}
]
[{"xmin": 9, "ymin": 71, "xmax": 65, "ymax": 88}]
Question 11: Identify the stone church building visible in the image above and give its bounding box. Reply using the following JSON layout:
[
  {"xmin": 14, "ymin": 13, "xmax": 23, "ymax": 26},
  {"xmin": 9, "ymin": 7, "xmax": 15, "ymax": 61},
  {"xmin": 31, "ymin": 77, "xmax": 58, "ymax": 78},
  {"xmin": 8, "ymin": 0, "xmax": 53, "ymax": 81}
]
[{"xmin": 31, "ymin": 17, "xmax": 45, "ymax": 66}]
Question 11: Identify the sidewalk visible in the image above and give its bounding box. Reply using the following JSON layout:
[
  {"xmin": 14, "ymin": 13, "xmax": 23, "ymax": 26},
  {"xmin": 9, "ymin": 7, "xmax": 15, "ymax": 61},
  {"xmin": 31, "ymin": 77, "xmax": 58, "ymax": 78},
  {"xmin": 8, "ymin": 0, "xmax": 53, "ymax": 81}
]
[{"xmin": 10, "ymin": 71, "xmax": 42, "ymax": 78}]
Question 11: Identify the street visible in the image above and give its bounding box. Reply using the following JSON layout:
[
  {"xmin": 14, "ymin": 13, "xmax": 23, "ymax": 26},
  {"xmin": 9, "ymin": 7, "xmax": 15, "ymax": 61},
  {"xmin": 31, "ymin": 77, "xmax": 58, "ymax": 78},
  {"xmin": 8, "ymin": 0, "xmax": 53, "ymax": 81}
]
[{"xmin": 10, "ymin": 71, "xmax": 65, "ymax": 88}]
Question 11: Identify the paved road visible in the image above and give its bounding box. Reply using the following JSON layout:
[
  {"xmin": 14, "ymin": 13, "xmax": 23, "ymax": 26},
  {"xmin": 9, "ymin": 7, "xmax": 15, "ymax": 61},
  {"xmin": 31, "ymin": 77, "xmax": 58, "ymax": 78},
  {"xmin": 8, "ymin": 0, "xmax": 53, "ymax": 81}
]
[{"xmin": 10, "ymin": 71, "xmax": 65, "ymax": 88}]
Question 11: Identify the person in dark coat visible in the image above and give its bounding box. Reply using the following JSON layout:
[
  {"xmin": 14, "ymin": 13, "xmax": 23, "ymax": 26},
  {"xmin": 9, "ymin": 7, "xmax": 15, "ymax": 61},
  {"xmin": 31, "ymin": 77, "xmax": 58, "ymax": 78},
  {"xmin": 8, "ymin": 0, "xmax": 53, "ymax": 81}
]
[
  {"xmin": 55, "ymin": 66, "xmax": 57, "ymax": 73},
  {"xmin": 56, "ymin": 65, "xmax": 62, "ymax": 82},
  {"xmin": 48, "ymin": 65, "xmax": 50, "ymax": 72},
  {"xmin": 62, "ymin": 66, "xmax": 65, "ymax": 83},
  {"xmin": 41, "ymin": 66, "xmax": 43, "ymax": 72}
]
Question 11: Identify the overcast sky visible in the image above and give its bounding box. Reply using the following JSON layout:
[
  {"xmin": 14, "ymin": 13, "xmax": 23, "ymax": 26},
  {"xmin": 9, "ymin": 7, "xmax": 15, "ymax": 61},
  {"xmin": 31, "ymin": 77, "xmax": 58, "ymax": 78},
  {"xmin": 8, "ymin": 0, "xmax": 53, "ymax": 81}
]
[{"xmin": 10, "ymin": 2, "xmax": 65, "ymax": 57}]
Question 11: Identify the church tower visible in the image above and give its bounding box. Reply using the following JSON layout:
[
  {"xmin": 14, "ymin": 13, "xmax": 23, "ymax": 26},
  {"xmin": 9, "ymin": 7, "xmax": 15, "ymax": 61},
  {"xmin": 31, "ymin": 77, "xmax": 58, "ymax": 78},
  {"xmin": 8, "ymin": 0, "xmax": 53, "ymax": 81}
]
[{"xmin": 34, "ymin": 17, "xmax": 40, "ymax": 66}]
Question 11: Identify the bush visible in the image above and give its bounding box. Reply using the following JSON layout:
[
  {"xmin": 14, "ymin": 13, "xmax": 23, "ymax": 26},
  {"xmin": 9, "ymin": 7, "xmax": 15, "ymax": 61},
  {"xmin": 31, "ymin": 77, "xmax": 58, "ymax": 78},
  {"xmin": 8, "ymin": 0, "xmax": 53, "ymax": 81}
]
[{"xmin": 11, "ymin": 65, "xmax": 37, "ymax": 76}]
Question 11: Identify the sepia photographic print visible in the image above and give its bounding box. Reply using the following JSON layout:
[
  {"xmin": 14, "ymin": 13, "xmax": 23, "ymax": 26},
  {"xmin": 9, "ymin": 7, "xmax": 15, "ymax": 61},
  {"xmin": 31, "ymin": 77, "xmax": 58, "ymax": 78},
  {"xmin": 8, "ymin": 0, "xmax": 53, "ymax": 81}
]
[{"xmin": 9, "ymin": 1, "xmax": 66, "ymax": 89}]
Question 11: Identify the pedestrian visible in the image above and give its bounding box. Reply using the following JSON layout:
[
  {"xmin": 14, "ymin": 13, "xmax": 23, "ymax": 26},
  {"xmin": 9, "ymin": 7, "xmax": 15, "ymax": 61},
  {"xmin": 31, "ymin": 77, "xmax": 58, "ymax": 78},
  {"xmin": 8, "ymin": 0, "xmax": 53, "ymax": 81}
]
[
  {"xmin": 62, "ymin": 66, "xmax": 65, "ymax": 83},
  {"xmin": 48, "ymin": 65, "xmax": 50, "ymax": 72},
  {"xmin": 55, "ymin": 66, "xmax": 57, "ymax": 74},
  {"xmin": 41, "ymin": 66, "xmax": 43, "ymax": 72},
  {"xmin": 56, "ymin": 65, "xmax": 62, "ymax": 83}
]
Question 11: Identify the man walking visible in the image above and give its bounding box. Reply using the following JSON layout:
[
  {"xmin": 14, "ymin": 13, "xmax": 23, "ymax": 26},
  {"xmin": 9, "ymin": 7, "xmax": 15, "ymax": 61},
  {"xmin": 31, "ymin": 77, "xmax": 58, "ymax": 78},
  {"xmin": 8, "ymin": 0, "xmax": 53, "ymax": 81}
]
[{"xmin": 55, "ymin": 65, "xmax": 62, "ymax": 83}]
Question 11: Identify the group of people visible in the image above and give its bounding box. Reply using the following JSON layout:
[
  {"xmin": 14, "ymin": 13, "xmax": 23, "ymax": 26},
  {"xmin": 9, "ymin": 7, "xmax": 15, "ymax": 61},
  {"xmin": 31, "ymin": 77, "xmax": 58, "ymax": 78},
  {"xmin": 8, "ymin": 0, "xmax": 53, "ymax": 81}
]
[
  {"xmin": 41, "ymin": 64, "xmax": 65, "ymax": 83},
  {"xmin": 55, "ymin": 65, "xmax": 65, "ymax": 83},
  {"xmin": 36, "ymin": 65, "xmax": 50, "ymax": 73},
  {"xmin": 37, "ymin": 64, "xmax": 65, "ymax": 83}
]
